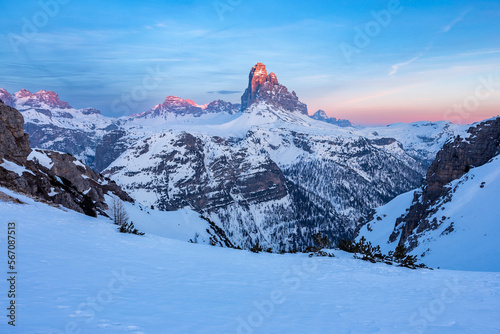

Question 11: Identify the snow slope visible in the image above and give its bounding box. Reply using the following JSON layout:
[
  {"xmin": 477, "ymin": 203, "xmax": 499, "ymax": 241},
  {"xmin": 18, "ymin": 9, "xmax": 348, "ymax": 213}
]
[
  {"xmin": 1, "ymin": 188, "xmax": 500, "ymax": 333},
  {"xmin": 358, "ymin": 156, "xmax": 500, "ymax": 272}
]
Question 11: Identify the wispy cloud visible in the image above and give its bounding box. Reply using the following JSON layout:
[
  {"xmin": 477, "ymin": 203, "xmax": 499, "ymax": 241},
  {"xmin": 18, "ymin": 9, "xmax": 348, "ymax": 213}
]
[
  {"xmin": 442, "ymin": 8, "xmax": 472, "ymax": 33},
  {"xmin": 207, "ymin": 90, "xmax": 241, "ymax": 94},
  {"xmin": 388, "ymin": 56, "xmax": 420, "ymax": 76}
]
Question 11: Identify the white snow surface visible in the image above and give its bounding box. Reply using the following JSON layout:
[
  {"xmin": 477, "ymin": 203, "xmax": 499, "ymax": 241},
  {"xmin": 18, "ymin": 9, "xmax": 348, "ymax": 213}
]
[
  {"xmin": 27, "ymin": 149, "xmax": 54, "ymax": 169},
  {"xmin": 0, "ymin": 159, "xmax": 34, "ymax": 176},
  {"xmin": 358, "ymin": 156, "xmax": 500, "ymax": 272},
  {"xmin": 1, "ymin": 187, "xmax": 500, "ymax": 333},
  {"xmin": 359, "ymin": 121, "xmax": 467, "ymax": 163}
]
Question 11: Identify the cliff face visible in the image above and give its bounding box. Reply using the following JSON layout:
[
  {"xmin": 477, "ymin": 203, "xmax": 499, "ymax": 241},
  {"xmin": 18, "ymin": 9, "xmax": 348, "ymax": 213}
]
[
  {"xmin": 0, "ymin": 102, "xmax": 31, "ymax": 165},
  {"xmin": 0, "ymin": 101, "xmax": 132, "ymax": 217},
  {"xmin": 389, "ymin": 117, "xmax": 500, "ymax": 247},
  {"xmin": 424, "ymin": 117, "xmax": 500, "ymax": 203}
]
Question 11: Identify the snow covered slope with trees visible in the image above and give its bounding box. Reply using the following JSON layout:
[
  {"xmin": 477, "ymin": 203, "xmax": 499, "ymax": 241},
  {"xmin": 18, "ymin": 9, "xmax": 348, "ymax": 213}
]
[
  {"xmin": 358, "ymin": 156, "xmax": 500, "ymax": 271},
  {"xmin": 1, "ymin": 188, "xmax": 499, "ymax": 333},
  {"xmin": 0, "ymin": 64, "xmax": 470, "ymax": 252},
  {"xmin": 357, "ymin": 117, "xmax": 500, "ymax": 271}
]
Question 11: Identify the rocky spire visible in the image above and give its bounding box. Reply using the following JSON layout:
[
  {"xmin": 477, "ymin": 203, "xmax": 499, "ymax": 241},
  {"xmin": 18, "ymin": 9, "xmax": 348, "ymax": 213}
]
[{"xmin": 240, "ymin": 63, "xmax": 307, "ymax": 114}]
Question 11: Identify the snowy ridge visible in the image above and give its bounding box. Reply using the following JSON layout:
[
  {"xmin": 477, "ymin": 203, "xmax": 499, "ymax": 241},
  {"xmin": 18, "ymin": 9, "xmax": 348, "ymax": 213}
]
[{"xmin": 359, "ymin": 121, "xmax": 467, "ymax": 166}]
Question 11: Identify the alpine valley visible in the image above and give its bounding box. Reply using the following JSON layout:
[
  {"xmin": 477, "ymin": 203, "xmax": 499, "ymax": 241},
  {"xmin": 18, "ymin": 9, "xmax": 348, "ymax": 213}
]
[{"xmin": 0, "ymin": 63, "xmax": 472, "ymax": 252}]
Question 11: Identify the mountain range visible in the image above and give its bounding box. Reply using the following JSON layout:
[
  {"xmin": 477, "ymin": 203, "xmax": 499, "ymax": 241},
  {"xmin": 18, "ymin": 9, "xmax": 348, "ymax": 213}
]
[{"xmin": 0, "ymin": 63, "xmax": 479, "ymax": 252}]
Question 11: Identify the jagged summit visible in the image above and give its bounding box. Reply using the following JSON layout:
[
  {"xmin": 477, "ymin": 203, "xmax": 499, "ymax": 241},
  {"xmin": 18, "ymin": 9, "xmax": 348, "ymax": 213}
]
[
  {"xmin": 14, "ymin": 89, "xmax": 72, "ymax": 109},
  {"xmin": 135, "ymin": 95, "xmax": 240, "ymax": 118},
  {"xmin": 0, "ymin": 88, "xmax": 14, "ymax": 107},
  {"xmin": 240, "ymin": 63, "xmax": 308, "ymax": 115}
]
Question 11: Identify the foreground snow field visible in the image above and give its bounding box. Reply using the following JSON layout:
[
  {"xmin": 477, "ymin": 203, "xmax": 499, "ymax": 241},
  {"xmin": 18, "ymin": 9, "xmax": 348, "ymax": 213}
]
[{"xmin": 1, "ymin": 190, "xmax": 500, "ymax": 334}]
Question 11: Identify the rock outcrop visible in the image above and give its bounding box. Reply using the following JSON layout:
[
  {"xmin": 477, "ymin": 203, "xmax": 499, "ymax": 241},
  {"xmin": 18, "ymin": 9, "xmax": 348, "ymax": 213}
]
[
  {"xmin": 0, "ymin": 102, "xmax": 31, "ymax": 165},
  {"xmin": 240, "ymin": 63, "xmax": 308, "ymax": 114},
  {"xmin": 0, "ymin": 101, "xmax": 132, "ymax": 217}
]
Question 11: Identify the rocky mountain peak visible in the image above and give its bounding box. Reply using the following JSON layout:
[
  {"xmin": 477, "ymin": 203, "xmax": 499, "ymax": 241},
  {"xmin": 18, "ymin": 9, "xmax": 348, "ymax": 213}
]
[
  {"xmin": 204, "ymin": 100, "xmax": 240, "ymax": 114},
  {"xmin": 137, "ymin": 95, "xmax": 239, "ymax": 119},
  {"xmin": 249, "ymin": 63, "xmax": 269, "ymax": 94},
  {"xmin": 241, "ymin": 63, "xmax": 308, "ymax": 115},
  {"xmin": 311, "ymin": 109, "xmax": 353, "ymax": 127},
  {"xmin": 163, "ymin": 96, "xmax": 199, "ymax": 108},
  {"xmin": 14, "ymin": 89, "xmax": 71, "ymax": 109},
  {"xmin": 0, "ymin": 89, "xmax": 14, "ymax": 107},
  {"xmin": 267, "ymin": 72, "xmax": 278, "ymax": 85},
  {"xmin": 312, "ymin": 109, "xmax": 328, "ymax": 119}
]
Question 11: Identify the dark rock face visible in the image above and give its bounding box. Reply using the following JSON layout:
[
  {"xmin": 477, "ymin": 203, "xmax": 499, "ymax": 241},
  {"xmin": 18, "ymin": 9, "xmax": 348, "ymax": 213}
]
[
  {"xmin": 95, "ymin": 130, "xmax": 129, "ymax": 172},
  {"xmin": 24, "ymin": 123, "xmax": 100, "ymax": 169},
  {"xmin": 240, "ymin": 63, "xmax": 308, "ymax": 114},
  {"xmin": 110, "ymin": 132, "xmax": 289, "ymax": 212},
  {"xmin": 80, "ymin": 108, "xmax": 102, "ymax": 115},
  {"xmin": 387, "ymin": 117, "xmax": 500, "ymax": 247},
  {"xmin": 425, "ymin": 118, "xmax": 500, "ymax": 203},
  {"xmin": 311, "ymin": 109, "xmax": 353, "ymax": 127},
  {"xmin": 0, "ymin": 101, "xmax": 132, "ymax": 217},
  {"xmin": 0, "ymin": 103, "xmax": 31, "ymax": 165}
]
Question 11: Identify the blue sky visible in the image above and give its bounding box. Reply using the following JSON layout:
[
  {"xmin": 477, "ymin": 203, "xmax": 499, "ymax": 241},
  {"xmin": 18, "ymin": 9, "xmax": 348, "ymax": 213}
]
[{"xmin": 1, "ymin": 0, "xmax": 499, "ymax": 124}]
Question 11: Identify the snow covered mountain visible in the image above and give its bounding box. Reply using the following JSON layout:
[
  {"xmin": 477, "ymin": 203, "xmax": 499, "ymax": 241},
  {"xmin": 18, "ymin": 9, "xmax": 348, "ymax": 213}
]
[
  {"xmin": 1, "ymin": 89, "xmax": 117, "ymax": 168},
  {"xmin": 359, "ymin": 121, "xmax": 466, "ymax": 167},
  {"xmin": 357, "ymin": 117, "xmax": 500, "ymax": 271},
  {"xmin": 133, "ymin": 95, "xmax": 240, "ymax": 119},
  {"xmin": 0, "ymin": 89, "xmax": 241, "ymax": 170},
  {"xmin": 0, "ymin": 100, "xmax": 130, "ymax": 216},
  {"xmin": 100, "ymin": 64, "xmax": 435, "ymax": 250},
  {"xmin": 0, "ymin": 63, "xmax": 470, "ymax": 251}
]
